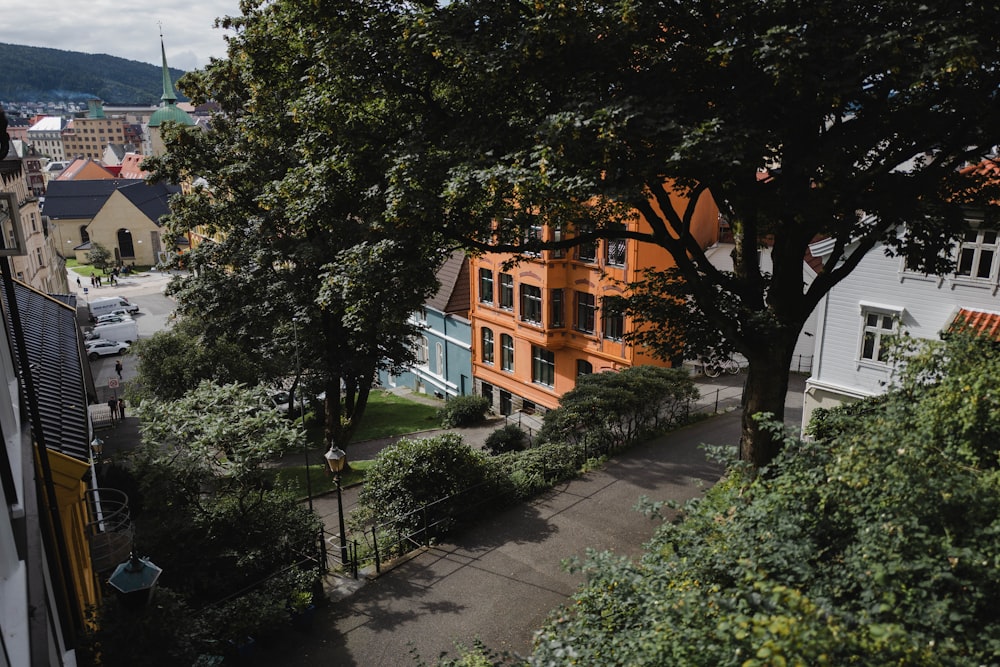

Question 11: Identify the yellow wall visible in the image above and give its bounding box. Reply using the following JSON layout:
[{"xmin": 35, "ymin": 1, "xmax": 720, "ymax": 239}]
[{"xmin": 86, "ymin": 191, "xmax": 162, "ymax": 266}]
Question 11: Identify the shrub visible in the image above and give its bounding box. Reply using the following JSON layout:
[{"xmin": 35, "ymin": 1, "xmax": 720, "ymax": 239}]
[
  {"xmin": 484, "ymin": 423, "xmax": 528, "ymax": 455},
  {"xmin": 494, "ymin": 442, "xmax": 585, "ymax": 500},
  {"xmin": 538, "ymin": 366, "xmax": 696, "ymax": 447},
  {"xmin": 438, "ymin": 395, "xmax": 490, "ymax": 427},
  {"xmin": 355, "ymin": 433, "xmax": 509, "ymax": 536}
]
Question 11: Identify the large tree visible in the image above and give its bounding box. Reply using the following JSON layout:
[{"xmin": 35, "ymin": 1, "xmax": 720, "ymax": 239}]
[
  {"xmin": 400, "ymin": 1, "xmax": 1000, "ymax": 467},
  {"xmin": 144, "ymin": 0, "xmax": 445, "ymax": 452}
]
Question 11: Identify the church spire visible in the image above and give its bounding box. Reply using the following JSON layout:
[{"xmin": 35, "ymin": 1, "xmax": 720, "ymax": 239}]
[{"xmin": 159, "ymin": 26, "xmax": 178, "ymax": 105}]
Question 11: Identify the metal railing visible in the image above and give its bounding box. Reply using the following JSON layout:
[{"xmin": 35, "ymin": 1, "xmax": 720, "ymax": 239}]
[{"xmin": 83, "ymin": 487, "xmax": 134, "ymax": 574}]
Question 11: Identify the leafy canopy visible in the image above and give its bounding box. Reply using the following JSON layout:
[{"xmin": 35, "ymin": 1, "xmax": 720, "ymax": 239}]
[{"xmin": 531, "ymin": 334, "xmax": 1000, "ymax": 665}]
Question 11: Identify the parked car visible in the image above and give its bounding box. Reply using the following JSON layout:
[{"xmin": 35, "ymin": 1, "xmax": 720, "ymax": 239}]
[
  {"xmin": 86, "ymin": 339, "xmax": 130, "ymax": 360},
  {"xmin": 95, "ymin": 313, "xmax": 131, "ymax": 325}
]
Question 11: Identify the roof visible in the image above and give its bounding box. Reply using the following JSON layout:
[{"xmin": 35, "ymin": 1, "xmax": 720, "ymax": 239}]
[
  {"xmin": 0, "ymin": 282, "xmax": 90, "ymax": 461},
  {"xmin": 116, "ymin": 181, "xmax": 180, "ymax": 225},
  {"xmin": 148, "ymin": 104, "xmax": 195, "ymax": 128},
  {"xmin": 55, "ymin": 158, "xmax": 117, "ymax": 181},
  {"xmin": 27, "ymin": 116, "xmax": 65, "ymax": 133},
  {"xmin": 42, "ymin": 179, "xmax": 142, "ymax": 219},
  {"xmin": 426, "ymin": 250, "xmax": 470, "ymax": 316},
  {"xmin": 947, "ymin": 307, "xmax": 1000, "ymax": 340}
]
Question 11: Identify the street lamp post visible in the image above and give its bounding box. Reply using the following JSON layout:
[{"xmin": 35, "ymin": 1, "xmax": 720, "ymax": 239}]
[{"xmin": 324, "ymin": 446, "xmax": 349, "ymax": 568}]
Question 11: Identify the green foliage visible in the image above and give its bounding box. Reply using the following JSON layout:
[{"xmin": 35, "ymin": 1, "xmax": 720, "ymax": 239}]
[
  {"xmin": 493, "ymin": 442, "xmax": 587, "ymax": 501},
  {"xmin": 86, "ymin": 242, "xmax": 112, "ymax": 271},
  {"xmin": 79, "ymin": 588, "xmax": 208, "ymax": 667},
  {"xmin": 129, "ymin": 317, "xmax": 262, "ymax": 403},
  {"xmin": 538, "ymin": 366, "xmax": 697, "ymax": 449},
  {"xmin": 530, "ymin": 336, "xmax": 1000, "ymax": 665},
  {"xmin": 133, "ymin": 380, "xmax": 301, "ymax": 492},
  {"xmin": 354, "ymin": 434, "xmax": 507, "ymax": 536},
  {"xmin": 116, "ymin": 381, "xmax": 321, "ymax": 650},
  {"xmin": 438, "ymin": 395, "xmax": 491, "ymax": 428},
  {"xmin": 484, "ymin": 423, "xmax": 528, "ymax": 455}
]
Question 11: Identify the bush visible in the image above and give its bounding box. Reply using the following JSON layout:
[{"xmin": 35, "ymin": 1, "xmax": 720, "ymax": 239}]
[
  {"xmin": 484, "ymin": 423, "xmax": 528, "ymax": 455},
  {"xmin": 494, "ymin": 442, "xmax": 585, "ymax": 500},
  {"xmin": 355, "ymin": 433, "xmax": 509, "ymax": 536},
  {"xmin": 531, "ymin": 336, "xmax": 1000, "ymax": 665},
  {"xmin": 438, "ymin": 395, "xmax": 490, "ymax": 427},
  {"xmin": 538, "ymin": 366, "xmax": 696, "ymax": 447}
]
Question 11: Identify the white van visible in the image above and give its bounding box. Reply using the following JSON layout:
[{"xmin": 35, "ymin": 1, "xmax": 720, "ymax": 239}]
[
  {"xmin": 89, "ymin": 320, "xmax": 139, "ymax": 343},
  {"xmin": 90, "ymin": 296, "xmax": 139, "ymax": 319}
]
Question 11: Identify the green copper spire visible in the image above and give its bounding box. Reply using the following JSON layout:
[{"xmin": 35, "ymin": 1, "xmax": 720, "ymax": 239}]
[
  {"xmin": 160, "ymin": 31, "xmax": 177, "ymax": 104},
  {"xmin": 148, "ymin": 29, "xmax": 194, "ymax": 128}
]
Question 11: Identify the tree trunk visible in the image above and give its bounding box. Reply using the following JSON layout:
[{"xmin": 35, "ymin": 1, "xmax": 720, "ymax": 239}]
[{"xmin": 740, "ymin": 339, "xmax": 796, "ymax": 468}]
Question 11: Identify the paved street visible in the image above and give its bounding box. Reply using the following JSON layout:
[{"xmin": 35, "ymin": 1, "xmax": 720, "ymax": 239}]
[{"xmin": 246, "ymin": 376, "xmax": 803, "ymax": 666}]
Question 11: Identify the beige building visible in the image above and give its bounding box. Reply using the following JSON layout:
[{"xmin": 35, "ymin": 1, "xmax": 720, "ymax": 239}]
[
  {"xmin": 62, "ymin": 100, "xmax": 127, "ymax": 162},
  {"xmin": 0, "ymin": 153, "xmax": 67, "ymax": 293},
  {"xmin": 26, "ymin": 116, "xmax": 67, "ymax": 162}
]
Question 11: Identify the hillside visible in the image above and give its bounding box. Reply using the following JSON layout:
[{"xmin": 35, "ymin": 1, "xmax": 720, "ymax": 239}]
[{"xmin": 0, "ymin": 42, "xmax": 188, "ymax": 105}]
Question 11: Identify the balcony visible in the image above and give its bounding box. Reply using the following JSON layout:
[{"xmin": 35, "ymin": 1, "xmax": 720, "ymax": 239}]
[{"xmin": 83, "ymin": 487, "xmax": 134, "ymax": 575}]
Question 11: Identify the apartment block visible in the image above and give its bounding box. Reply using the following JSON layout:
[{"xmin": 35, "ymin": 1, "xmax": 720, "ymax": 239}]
[{"xmin": 470, "ymin": 186, "xmax": 719, "ymax": 417}]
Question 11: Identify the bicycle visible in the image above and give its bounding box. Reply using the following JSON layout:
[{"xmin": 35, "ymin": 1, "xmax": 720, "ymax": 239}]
[{"xmin": 703, "ymin": 357, "xmax": 740, "ymax": 377}]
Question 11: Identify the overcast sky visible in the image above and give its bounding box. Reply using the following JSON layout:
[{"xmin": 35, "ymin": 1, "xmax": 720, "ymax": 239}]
[{"xmin": 0, "ymin": 1, "xmax": 241, "ymax": 72}]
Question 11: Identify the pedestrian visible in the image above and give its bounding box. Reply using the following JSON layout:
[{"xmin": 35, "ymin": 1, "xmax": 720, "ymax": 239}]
[
  {"xmin": 76, "ymin": 277, "xmax": 81, "ymax": 288},
  {"xmin": 115, "ymin": 359, "xmax": 123, "ymax": 379},
  {"xmin": 90, "ymin": 275, "xmax": 96, "ymax": 287},
  {"xmin": 107, "ymin": 398, "xmax": 118, "ymax": 425},
  {"xmin": 118, "ymin": 398, "xmax": 126, "ymax": 419}
]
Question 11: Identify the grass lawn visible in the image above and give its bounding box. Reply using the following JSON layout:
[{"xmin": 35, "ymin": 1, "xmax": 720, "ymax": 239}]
[
  {"xmin": 352, "ymin": 390, "xmax": 440, "ymax": 441},
  {"xmin": 65, "ymin": 258, "xmax": 152, "ymax": 278},
  {"xmin": 270, "ymin": 458, "xmax": 373, "ymax": 499},
  {"xmin": 271, "ymin": 391, "xmax": 438, "ymax": 499}
]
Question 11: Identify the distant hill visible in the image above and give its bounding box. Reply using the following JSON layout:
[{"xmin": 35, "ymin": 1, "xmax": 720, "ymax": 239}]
[{"xmin": 0, "ymin": 42, "xmax": 188, "ymax": 105}]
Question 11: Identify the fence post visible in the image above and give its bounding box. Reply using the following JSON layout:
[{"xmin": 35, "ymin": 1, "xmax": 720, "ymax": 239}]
[
  {"xmin": 714, "ymin": 388, "xmax": 720, "ymax": 414},
  {"xmin": 372, "ymin": 525, "xmax": 381, "ymax": 574}
]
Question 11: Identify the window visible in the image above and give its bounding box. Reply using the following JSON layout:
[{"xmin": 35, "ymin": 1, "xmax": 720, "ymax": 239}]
[
  {"xmin": 575, "ymin": 291, "xmax": 596, "ymax": 333},
  {"xmin": 481, "ymin": 327, "xmax": 494, "ymax": 364},
  {"xmin": 577, "ymin": 233, "xmax": 597, "ymax": 262},
  {"xmin": 416, "ymin": 335, "xmax": 429, "ymax": 365},
  {"xmin": 605, "ymin": 236, "xmax": 626, "ymax": 267},
  {"xmin": 860, "ymin": 310, "xmax": 897, "ymax": 363},
  {"xmin": 501, "ymin": 334, "xmax": 514, "ymax": 371},
  {"xmin": 499, "ymin": 273, "xmax": 514, "ymax": 309},
  {"xmin": 520, "ymin": 284, "xmax": 542, "ymax": 324},
  {"xmin": 479, "ymin": 268, "xmax": 494, "ymax": 304},
  {"xmin": 551, "ymin": 225, "xmax": 566, "ymax": 259},
  {"xmin": 602, "ymin": 310, "xmax": 625, "ymax": 340},
  {"xmin": 576, "ymin": 359, "xmax": 593, "ymax": 376},
  {"xmin": 532, "ymin": 345, "xmax": 555, "ymax": 387},
  {"xmin": 956, "ymin": 229, "xmax": 999, "ymax": 281},
  {"xmin": 436, "ymin": 342, "xmax": 444, "ymax": 375},
  {"xmin": 550, "ymin": 288, "xmax": 564, "ymax": 328},
  {"xmin": 523, "ymin": 223, "xmax": 543, "ymax": 256}
]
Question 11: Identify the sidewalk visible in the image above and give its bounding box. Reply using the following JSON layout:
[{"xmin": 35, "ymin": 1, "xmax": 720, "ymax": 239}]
[{"xmin": 250, "ymin": 409, "xmax": 771, "ymax": 665}]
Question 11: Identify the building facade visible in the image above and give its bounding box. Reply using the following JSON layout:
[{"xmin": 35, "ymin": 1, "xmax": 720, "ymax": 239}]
[
  {"xmin": 61, "ymin": 100, "xmax": 127, "ymax": 162},
  {"xmin": 803, "ymin": 214, "xmax": 1000, "ymax": 428},
  {"xmin": 383, "ymin": 251, "xmax": 473, "ymax": 398},
  {"xmin": 470, "ymin": 186, "xmax": 720, "ymax": 416},
  {"xmin": 26, "ymin": 115, "xmax": 67, "ymax": 162}
]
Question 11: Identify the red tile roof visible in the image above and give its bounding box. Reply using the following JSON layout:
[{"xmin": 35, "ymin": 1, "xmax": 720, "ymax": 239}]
[{"xmin": 949, "ymin": 308, "xmax": 1000, "ymax": 339}]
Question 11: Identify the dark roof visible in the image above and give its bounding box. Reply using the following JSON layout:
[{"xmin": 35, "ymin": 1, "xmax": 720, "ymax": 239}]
[
  {"xmin": 42, "ymin": 179, "xmax": 142, "ymax": 219},
  {"xmin": 117, "ymin": 181, "xmax": 180, "ymax": 226},
  {"xmin": 426, "ymin": 250, "xmax": 470, "ymax": 316},
  {"xmin": 1, "ymin": 282, "xmax": 90, "ymax": 461}
]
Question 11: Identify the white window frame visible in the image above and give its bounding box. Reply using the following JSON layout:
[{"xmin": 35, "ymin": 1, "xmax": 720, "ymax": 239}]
[{"xmin": 857, "ymin": 302, "xmax": 903, "ymax": 367}]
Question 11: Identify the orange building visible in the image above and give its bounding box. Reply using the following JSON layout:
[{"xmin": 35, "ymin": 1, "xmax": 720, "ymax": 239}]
[{"xmin": 470, "ymin": 185, "xmax": 719, "ymax": 416}]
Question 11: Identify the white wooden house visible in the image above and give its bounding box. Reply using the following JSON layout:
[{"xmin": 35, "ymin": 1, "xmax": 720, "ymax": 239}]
[{"xmin": 803, "ymin": 215, "xmax": 1000, "ymax": 429}]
